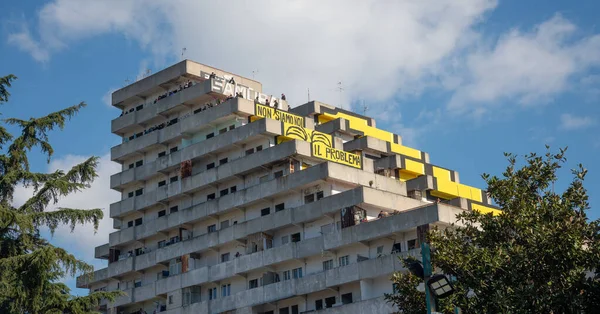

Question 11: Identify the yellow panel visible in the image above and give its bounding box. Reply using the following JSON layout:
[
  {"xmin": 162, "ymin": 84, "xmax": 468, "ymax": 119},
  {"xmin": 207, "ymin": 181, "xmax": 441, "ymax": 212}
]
[
  {"xmin": 433, "ymin": 167, "xmax": 451, "ymax": 181},
  {"xmin": 399, "ymin": 170, "xmax": 419, "ymax": 181},
  {"xmin": 458, "ymin": 184, "xmax": 472, "ymax": 199},
  {"xmin": 436, "ymin": 180, "xmax": 459, "ymax": 197},
  {"xmin": 255, "ymin": 104, "xmax": 304, "ymax": 127},
  {"xmin": 250, "ymin": 116, "xmax": 262, "ymax": 123},
  {"xmin": 471, "ymin": 203, "xmax": 501, "ymax": 216},
  {"xmin": 282, "ymin": 123, "xmax": 333, "ymax": 147},
  {"xmin": 430, "ymin": 190, "xmax": 454, "ymax": 200},
  {"xmin": 404, "ymin": 159, "xmax": 425, "ymax": 175},
  {"xmin": 469, "ymin": 186, "xmax": 483, "ymax": 202},
  {"xmin": 318, "ymin": 114, "xmax": 335, "ymax": 124},
  {"xmin": 391, "ymin": 143, "xmax": 422, "ymax": 160}
]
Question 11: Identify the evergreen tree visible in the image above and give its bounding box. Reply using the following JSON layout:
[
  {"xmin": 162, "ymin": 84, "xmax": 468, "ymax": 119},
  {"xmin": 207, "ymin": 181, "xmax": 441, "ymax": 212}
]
[
  {"xmin": 386, "ymin": 148, "xmax": 600, "ymax": 313},
  {"xmin": 0, "ymin": 74, "xmax": 122, "ymax": 313}
]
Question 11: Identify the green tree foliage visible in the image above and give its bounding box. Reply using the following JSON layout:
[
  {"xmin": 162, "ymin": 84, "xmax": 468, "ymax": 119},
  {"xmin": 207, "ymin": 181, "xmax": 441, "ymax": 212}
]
[
  {"xmin": 386, "ymin": 148, "xmax": 600, "ymax": 313},
  {"xmin": 0, "ymin": 74, "xmax": 122, "ymax": 313}
]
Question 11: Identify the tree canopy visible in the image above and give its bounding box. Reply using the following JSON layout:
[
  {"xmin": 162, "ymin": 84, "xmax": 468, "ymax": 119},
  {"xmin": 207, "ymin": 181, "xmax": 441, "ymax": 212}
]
[
  {"xmin": 0, "ymin": 74, "xmax": 122, "ymax": 313},
  {"xmin": 386, "ymin": 148, "xmax": 600, "ymax": 313}
]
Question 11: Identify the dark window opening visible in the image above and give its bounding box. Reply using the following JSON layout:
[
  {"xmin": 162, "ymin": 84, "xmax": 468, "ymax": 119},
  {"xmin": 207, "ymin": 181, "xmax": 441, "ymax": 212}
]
[
  {"xmin": 316, "ymin": 191, "xmax": 324, "ymax": 200},
  {"xmin": 219, "ymin": 158, "xmax": 228, "ymax": 165},
  {"xmin": 230, "ymin": 186, "xmax": 237, "ymax": 193},
  {"xmin": 207, "ymin": 193, "xmax": 216, "ymax": 201},
  {"xmin": 315, "ymin": 300, "xmax": 323, "ymax": 310},
  {"xmin": 135, "ymin": 188, "xmax": 143, "ymax": 196},
  {"xmin": 128, "ymin": 163, "xmax": 134, "ymax": 169},
  {"xmin": 304, "ymin": 194, "xmax": 315, "ymax": 203},
  {"xmin": 291, "ymin": 233, "xmax": 301, "ymax": 243},
  {"xmin": 274, "ymin": 170, "xmax": 283, "ymax": 178},
  {"xmin": 134, "ymin": 218, "xmax": 142, "ymax": 226},
  {"xmin": 256, "ymin": 145, "xmax": 263, "ymax": 151},
  {"xmin": 245, "ymin": 148, "xmax": 254, "ymax": 155},
  {"xmin": 261, "ymin": 208, "xmax": 270, "ymax": 216},
  {"xmin": 219, "ymin": 128, "xmax": 227, "ymax": 134},
  {"xmin": 206, "ymin": 133, "xmax": 214, "ymax": 139},
  {"xmin": 170, "ymin": 206, "xmax": 178, "ymax": 213},
  {"xmin": 341, "ymin": 293, "xmax": 353, "ymax": 304},
  {"xmin": 206, "ymin": 162, "xmax": 215, "ymax": 170},
  {"xmin": 408, "ymin": 239, "xmax": 417, "ymax": 250},
  {"xmin": 220, "ymin": 189, "xmax": 229, "ymax": 197},
  {"xmin": 158, "ymin": 180, "xmax": 166, "ymax": 187},
  {"xmin": 135, "ymin": 160, "xmax": 143, "ymax": 167},
  {"xmin": 207, "ymin": 224, "xmax": 216, "ymax": 233},
  {"xmin": 170, "ymin": 176, "xmax": 178, "ymax": 183},
  {"xmin": 229, "ymin": 125, "xmax": 235, "ymax": 131},
  {"xmin": 158, "ymin": 151, "xmax": 166, "ymax": 158},
  {"xmin": 158, "ymin": 210, "xmax": 166, "ymax": 217},
  {"xmin": 392, "ymin": 243, "xmax": 402, "ymax": 253},
  {"xmin": 275, "ymin": 203, "xmax": 285, "ymax": 212},
  {"xmin": 325, "ymin": 296, "xmax": 336, "ymax": 308},
  {"xmin": 136, "ymin": 104, "xmax": 144, "ymax": 111},
  {"xmin": 128, "ymin": 192, "xmax": 134, "ymax": 198},
  {"xmin": 170, "ymin": 146, "xmax": 178, "ymax": 153},
  {"xmin": 127, "ymin": 221, "xmax": 134, "ymax": 228}
]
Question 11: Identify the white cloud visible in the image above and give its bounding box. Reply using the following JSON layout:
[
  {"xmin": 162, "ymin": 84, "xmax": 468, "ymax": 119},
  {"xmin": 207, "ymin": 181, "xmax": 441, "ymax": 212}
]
[
  {"xmin": 559, "ymin": 113, "xmax": 596, "ymax": 130},
  {"xmin": 13, "ymin": 153, "xmax": 119, "ymax": 266},
  {"xmin": 7, "ymin": 23, "xmax": 50, "ymax": 62},
  {"xmin": 449, "ymin": 15, "xmax": 600, "ymax": 114}
]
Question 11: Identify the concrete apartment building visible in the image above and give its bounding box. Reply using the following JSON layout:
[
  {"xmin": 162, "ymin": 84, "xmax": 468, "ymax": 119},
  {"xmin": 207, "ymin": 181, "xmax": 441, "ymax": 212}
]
[{"xmin": 77, "ymin": 60, "xmax": 499, "ymax": 314}]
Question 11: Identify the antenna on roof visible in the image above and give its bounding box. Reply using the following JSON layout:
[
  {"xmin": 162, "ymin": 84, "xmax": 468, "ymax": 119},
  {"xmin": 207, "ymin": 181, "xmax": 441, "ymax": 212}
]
[
  {"xmin": 124, "ymin": 77, "xmax": 130, "ymax": 87},
  {"xmin": 337, "ymin": 81, "xmax": 344, "ymax": 109},
  {"xmin": 181, "ymin": 47, "xmax": 187, "ymax": 61},
  {"xmin": 362, "ymin": 100, "xmax": 368, "ymax": 116},
  {"xmin": 252, "ymin": 70, "xmax": 259, "ymax": 79},
  {"xmin": 308, "ymin": 88, "xmax": 310, "ymax": 102}
]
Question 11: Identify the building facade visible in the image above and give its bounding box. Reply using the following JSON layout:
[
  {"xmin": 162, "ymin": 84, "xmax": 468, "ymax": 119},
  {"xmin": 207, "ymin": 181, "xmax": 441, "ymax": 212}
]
[{"xmin": 77, "ymin": 60, "xmax": 499, "ymax": 314}]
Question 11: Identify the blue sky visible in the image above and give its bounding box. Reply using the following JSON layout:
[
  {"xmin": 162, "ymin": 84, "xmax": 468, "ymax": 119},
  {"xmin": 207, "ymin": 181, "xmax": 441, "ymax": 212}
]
[{"xmin": 1, "ymin": 0, "xmax": 599, "ymax": 295}]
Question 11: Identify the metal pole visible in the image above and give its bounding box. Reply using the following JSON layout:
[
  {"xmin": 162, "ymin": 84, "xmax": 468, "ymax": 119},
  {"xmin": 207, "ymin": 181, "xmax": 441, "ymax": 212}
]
[{"xmin": 422, "ymin": 242, "xmax": 436, "ymax": 314}]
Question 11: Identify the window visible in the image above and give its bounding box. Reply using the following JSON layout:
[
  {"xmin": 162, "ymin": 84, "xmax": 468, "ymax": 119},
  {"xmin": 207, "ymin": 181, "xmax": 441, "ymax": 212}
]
[
  {"xmin": 256, "ymin": 145, "xmax": 263, "ymax": 151},
  {"xmin": 229, "ymin": 125, "xmax": 235, "ymax": 131},
  {"xmin": 158, "ymin": 151, "xmax": 166, "ymax": 158},
  {"xmin": 377, "ymin": 245, "xmax": 384, "ymax": 256},
  {"xmin": 261, "ymin": 207, "xmax": 270, "ymax": 216},
  {"xmin": 133, "ymin": 279, "xmax": 141, "ymax": 288},
  {"xmin": 127, "ymin": 221, "xmax": 134, "ymax": 228},
  {"xmin": 170, "ymin": 146, "xmax": 178, "ymax": 153},
  {"xmin": 325, "ymin": 296, "xmax": 336, "ymax": 308},
  {"xmin": 207, "ymin": 193, "xmax": 216, "ymax": 201},
  {"xmin": 341, "ymin": 293, "xmax": 353, "ymax": 304},
  {"xmin": 135, "ymin": 247, "xmax": 144, "ymax": 256},
  {"xmin": 193, "ymin": 108, "xmax": 202, "ymax": 114},
  {"xmin": 339, "ymin": 255, "xmax": 350, "ymax": 267},
  {"xmin": 170, "ymin": 176, "xmax": 178, "ymax": 183},
  {"xmin": 281, "ymin": 235, "xmax": 289, "ymax": 245},
  {"xmin": 206, "ymin": 162, "xmax": 215, "ymax": 170},
  {"xmin": 315, "ymin": 300, "xmax": 323, "ymax": 310},
  {"xmin": 136, "ymin": 104, "xmax": 144, "ymax": 111},
  {"xmin": 221, "ymin": 284, "xmax": 231, "ymax": 297},
  {"xmin": 128, "ymin": 191, "xmax": 134, "ymax": 198},
  {"xmin": 158, "ymin": 180, "xmax": 166, "ymax": 187},
  {"xmin": 221, "ymin": 253, "xmax": 230, "ymax": 263},
  {"xmin": 408, "ymin": 239, "xmax": 417, "ymax": 250},
  {"xmin": 304, "ymin": 194, "xmax": 315, "ymax": 203},
  {"xmin": 275, "ymin": 203, "xmax": 285, "ymax": 212},
  {"xmin": 209, "ymin": 287, "xmax": 217, "ymax": 300},
  {"xmin": 128, "ymin": 135, "xmax": 134, "ymax": 141},
  {"xmin": 168, "ymin": 295, "xmax": 173, "ymax": 304},
  {"xmin": 135, "ymin": 132, "xmax": 143, "ymax": 138},
  {"xmin": 316, "ymin": 191, "xmax": 324, "ymax": 200},
  {"xmin": 259, "ymin": 175, "xmax": 269, "ymax": 183},
  {"xmin": 220, "ymin": 189, "xmax": 229, "ymax": 197},
  {"xmin": 245, "ymin": 148, "xmax": 254, "ymax": 155},
  {"xmin": 323, "ymin": 259, "xmax": 334, "ymax": 271},
  {"xmin": 169, "ymin": 118, "xmax": 178, "ymax": 125},
  {"xmin": 135, "ymin": 188, "xmax": 143, "ymax": 196},
  {"xmin": 283, "ymin": 270, "xmax": 291, "ymax": 281},
  {"xmin": 220, "ymin": 220, "xmax": 230, "ymax": 229},
  {"xmin": 135, "ymin": 218, "xmax": 142, "ymax": 226},
  {"xmin": 249, "ymin": 279, "xmax": 259, "ymax": 289},
  {"xmin": 206, "ymin": 132, "xmax": 214, "ymax": 139},
  {"xmin": 158, "ymin": 240, "xmax": 166, "ymax": 248},
  {"xmin": 230, "ymin": 186, "xmax": 237, "ymax": 193},
  {"xmin": 135, "ymin": 160, "xmax": 143, "ymax": 167},
  {"xmin": 219, "ymin": 158, "xmax": 228, "ymax": 165},
  {"xmin": 291, "ymin": 233, "xmax": 301, "ymax": 243},
  {"xmin": 392, "ymin": 243, "xmax": 402, "ymax": 253},
  {"xmin": 207, "ymin": 224, "xmax": 216, "ymax": 233},
  {"xmin": 170, "ymin": 206, "xmax": 179, "ymax": 213},
  {"xmin": 219, "ymin": 128, "xmax": 227, "ymax": 134},
  {"xmin": 128, "ymin": 163, "xmax": 134, "ymax": 169},
  {"xmin": 274, "ymin": 170, "xmax": 283, "ymax": 178},
  {"xmin": 291, "ymin": 305, "xmax": 298, "ymax": 314},
  {"xmin": 279, "ymin": 308, "xmax": 289, "ymax": 314},
  {"xmin": 292, "ymin": 267, "xmax": 303, "ymax": 279},
  {"xmin": 158, "ymin": 210, "xmax": 166, "ymax": 217}
]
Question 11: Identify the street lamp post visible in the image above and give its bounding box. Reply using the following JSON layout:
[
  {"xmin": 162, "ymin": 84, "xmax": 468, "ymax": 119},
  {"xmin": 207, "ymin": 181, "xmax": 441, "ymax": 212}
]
[{"xmin": 421, "ymin": 242, "xmax": 436, "ymax": 314}]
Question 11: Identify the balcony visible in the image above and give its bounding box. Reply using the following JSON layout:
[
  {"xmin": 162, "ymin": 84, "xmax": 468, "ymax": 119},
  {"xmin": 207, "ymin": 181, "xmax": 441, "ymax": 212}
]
[
  {"xmin": 110, "ymin": 139, "xmax": 312, "ymax": 218},
  {"xmin": 110, "ymin": 117, "xmax": 283, "ymax": 191},
  {"xmin": 95, "ymin": 243, "xmax": 110, "ymax": 259},
  {"xmin": 308, "ymin": 296, "xmax": 395, "ymax": 313},
  {"xmin": 184, "ymin": 252, "xmax": 411, "ymax": 314},
  {"xmin": 110, "ymin": 97, "xmax": 257, "ymax": 162}
]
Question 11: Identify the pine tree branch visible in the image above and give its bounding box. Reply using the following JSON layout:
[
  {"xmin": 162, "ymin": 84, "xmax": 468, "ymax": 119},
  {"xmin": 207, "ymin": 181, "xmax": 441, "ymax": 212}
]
[{"xmin": 0, "ymin": 74, "xmax": 16, "ymax": 104}]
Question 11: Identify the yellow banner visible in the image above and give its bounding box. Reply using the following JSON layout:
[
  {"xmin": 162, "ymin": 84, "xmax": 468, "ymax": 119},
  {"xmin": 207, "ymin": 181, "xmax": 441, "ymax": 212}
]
[
  {"xmin": 255, "ymin": 104, "xmax": 304, "ymax": 127},
  {"xmin": 281, "ymin": 123, "xmax": 333, "ymax": 147},
  {"xmin": 312, "ymin": 142, "xmax": 362, "ymax": 169}
]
